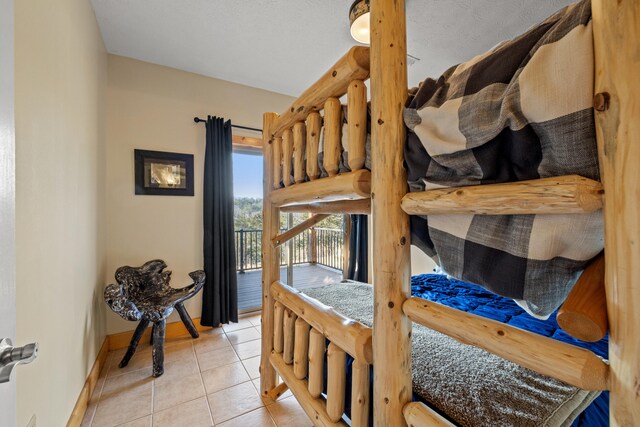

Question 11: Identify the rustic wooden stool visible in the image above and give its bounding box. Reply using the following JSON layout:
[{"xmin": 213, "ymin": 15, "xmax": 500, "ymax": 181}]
[{"xmin": 104, "ymin": 260, "xmax": 205, "ymax": 377}]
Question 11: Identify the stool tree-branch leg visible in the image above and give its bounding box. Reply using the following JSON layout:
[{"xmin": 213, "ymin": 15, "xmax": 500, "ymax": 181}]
[
  {"xmin": 152, "ymin": 319, "xmax": 166, "ymax": 377},
  {"xmin": 175, "ymin": 302, "xmax": 199, "ymax": 338},
  {"xmin": 119, "ymin": 318, "xmax": 150, "ymax": 368}
]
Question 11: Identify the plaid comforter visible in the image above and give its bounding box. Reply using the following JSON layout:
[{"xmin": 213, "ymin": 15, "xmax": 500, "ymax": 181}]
[{"xmin": 404, "ymin": 0, "xmax": 602, "ymax": 318}]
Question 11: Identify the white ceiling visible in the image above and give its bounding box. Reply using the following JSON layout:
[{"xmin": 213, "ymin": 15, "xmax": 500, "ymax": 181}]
[{"xmin": 91, "ymin": 0, "xmax": 575, "ymax": 97}]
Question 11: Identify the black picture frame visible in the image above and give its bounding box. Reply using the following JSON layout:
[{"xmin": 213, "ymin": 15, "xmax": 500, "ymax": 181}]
[{"xmin": 134, "ymin": 149, "xmax": 194, "ymax": 196}]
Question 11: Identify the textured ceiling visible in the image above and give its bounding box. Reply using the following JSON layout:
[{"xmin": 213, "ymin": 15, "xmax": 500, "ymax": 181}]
[{"xmin": 91, "ymin": 0, "xmax": 575, "ymax": 96}]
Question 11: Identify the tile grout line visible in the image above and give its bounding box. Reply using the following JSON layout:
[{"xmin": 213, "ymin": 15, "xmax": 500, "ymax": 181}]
[
  {"xmin": 214, "ymin": 326, "xmax": 277, "ymax": 425},
  {"xmin": 96, "ymin": 324, "xmax": 274, "ymax": 427},
  {"xmin": 150, "ymin": 340, "xmax": 195, "ymax": 423},
  {"xmin": 87, "ymin": 353, "xmax": 113, "ymax": 426},
  {"xmin": 104, "ymin": 347, "xmax": 154, "ymax": 380},
  {"xmin": 224, "ymin": 324, "xmax": 263, "ymax": 383},
  {"xmin": 193, "ymin": 341, "xmax": 216, "ymax": 426},
  {"xmin": 226, "ymin": 323, "xmax": 283, "ymax": 426},
  {"xmin": 86, "ymin": 369, "xmax": 107, "ymax": 427}
]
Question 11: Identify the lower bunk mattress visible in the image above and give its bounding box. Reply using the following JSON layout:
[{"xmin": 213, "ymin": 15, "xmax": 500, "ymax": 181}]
[{"xmin": 302, "ymin": 274, "xmax": 608, "ymax": 427}]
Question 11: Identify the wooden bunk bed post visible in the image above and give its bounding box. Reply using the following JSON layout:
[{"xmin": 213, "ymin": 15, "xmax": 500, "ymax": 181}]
[
  {"xmin": 260, "ymin": 111, "xmax": 280, "ymax": 397},
  {"xmin": 370, "ymin": 0, "xmax": 412, "ymax": 426},
  {"xmin": 591, "ymin": 1, "xmax": 640, "ymax": 425}
]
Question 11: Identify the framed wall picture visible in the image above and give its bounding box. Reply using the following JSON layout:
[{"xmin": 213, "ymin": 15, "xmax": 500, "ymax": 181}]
[{"xmin": 134, "ymin": 149, "xmax": 194, "ymax": 196}]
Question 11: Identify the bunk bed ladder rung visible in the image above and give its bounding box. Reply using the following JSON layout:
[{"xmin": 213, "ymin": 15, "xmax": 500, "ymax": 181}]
[{"xmin": 401, "ymin": 175, "xmax": 603, "ymax": 216}]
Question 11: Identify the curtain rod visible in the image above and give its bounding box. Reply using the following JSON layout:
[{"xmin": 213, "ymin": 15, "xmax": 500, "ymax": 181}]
[{"xmin": 193, "ymin": 117, "xmax": 262, "ymax": 133}]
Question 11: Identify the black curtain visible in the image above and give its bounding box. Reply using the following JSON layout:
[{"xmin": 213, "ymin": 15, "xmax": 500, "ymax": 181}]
[
  {"xmin": 347, "ymin": 214, "xmax": 368, "ymax": 282},
  {"xmin": 202, "ymin": 116, "xmax": 238, "ymax": 326}
]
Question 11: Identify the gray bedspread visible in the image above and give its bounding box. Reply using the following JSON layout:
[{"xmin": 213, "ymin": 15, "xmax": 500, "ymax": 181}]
[{"xmin": 303, "ymin": 283, "xmax": 600, "ymax": 427}]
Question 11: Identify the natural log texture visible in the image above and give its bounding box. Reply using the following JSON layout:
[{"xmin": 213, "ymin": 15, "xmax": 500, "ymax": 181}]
[
  {"xmin": 347, "ymin": 80, "xmax": 367, "ymax": 171},
  {"xmin": 351, "ymin": 360, "xmax": 370, "ymax": 427},
  {"xmin": 293, "ymin": 122, "xmax": 307, "ymax": 184},
  {"xmin": 273, "ymin": 301, "xmax": 284, "ymax": 353},
  {"xmin": 270, "ymin": 352, "xmax": 347, "ymax": 427},
  {"xmin": 271, "ymin": 46, "xmax": 370, "ymax": 138},
  {"xmin": 270, "ymin": 170, "xmax": 371, "ymax": 207},
  {"xmin": 232, "ymin": 135, "xmax": 262, "ymax": 153},
  {"xmin": 592, "ymin": 1, "xmax": 640, "ymax": 424},
  {"xmin": 271, "ymin": 281, "xmax": 373, "ymax": 364},
  {"xmin": 283, "ymin": 308, "xmax": 297, "ymax": 365},
  {"xmin": 327, "ymin": 343, "xmax": 347, "ymax": 422},
  {"xmin": 557, "ymin": 254, "xmax": 607, "ymax": 342},
  {"xmin": 403, "ymin": 297, "xmax": 609, "ymax": 390},
  {"xmin": 371, "ymin": 0, "xmax": 413, "ymax": 425},
  {"xmin": 294, "ymin": 317, "xmax": 311, "ymax": 380},
  {"xmin": 308, "ymin": 328, "xmax": 326, "ymax": 399},
  {"xmin": 342, "ymin": 214, "xmax": 351, "ymax": 280},
  {"xmin": 282, "ymin": 129, "xmax": 294, "ymax": 187},
  {"xmin": 280, "ymin": 199, "xmax": 371, "ymax": 215},
  {"xmin": 401, "ymin": 175, "xmax": 604, "ymax": 215},
  {"xmin": 272, "ymin": 136, "xmax": 282, "ymax": 190},
  {"xmin": 273, "ymin": 214, "xmax": 330, "ymax": 247},
  {"xmin": 323, "ymin": 97, "xmax": 343, "ymax": 177},
  {"xmin": 403, "ymin": 402, "xmax": 456, "ymax": 427},
  {"xmin": 260, "ymin": 112, "xmax": 280, "ymax": 396},
  {"xmin": 266, "ymin": 382, "xmax": 290, "ymax": 401},
  {"xmin": 306, "ymin": 112, "xmax": 322, "ymax": 181}
]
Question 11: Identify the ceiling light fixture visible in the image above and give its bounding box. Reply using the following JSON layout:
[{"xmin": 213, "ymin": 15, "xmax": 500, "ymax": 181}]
[{"xmin": 349, "ymin": 0, "xmax": 370, "ymax": 44}]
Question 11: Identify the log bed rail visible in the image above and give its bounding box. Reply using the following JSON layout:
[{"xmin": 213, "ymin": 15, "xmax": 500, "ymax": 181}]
[
  {"xmin": 269, "ymin": 281, "xmax": 372, "ymax": 426},
  {"xmin": 402, "ymin": 297, "xmax": 609, "ymax": 391},
  {"xmin": 261, "ymin": 0, "xmax": 639, "ymax": 425},
  {"xmin": 268, "ymin": 46, "xmax": 371, "ymax": 208}
]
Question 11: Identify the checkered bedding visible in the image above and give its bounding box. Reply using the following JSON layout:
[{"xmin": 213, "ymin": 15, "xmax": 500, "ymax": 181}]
[{"xmin": 404, "ymin": 0, "xmax": 602, "ymax": 318}]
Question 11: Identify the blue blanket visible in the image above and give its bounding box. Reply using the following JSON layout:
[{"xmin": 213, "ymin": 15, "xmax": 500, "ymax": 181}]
[{"xmin": 411, "ymin": 274, "xmax": 608, "ymax": 427}]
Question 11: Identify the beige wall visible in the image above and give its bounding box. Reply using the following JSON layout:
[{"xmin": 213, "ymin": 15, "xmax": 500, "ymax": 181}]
[
  {"xmin": 105, "ymin": 55, "xmax": 294, "ymax": 333},
  {"xmin": 15, "ymin": 0, "xmax": 107, "ymax": 426},
  {"xmin": 411, "ymin": 246, "xmax": 438, "ymax": 275}
]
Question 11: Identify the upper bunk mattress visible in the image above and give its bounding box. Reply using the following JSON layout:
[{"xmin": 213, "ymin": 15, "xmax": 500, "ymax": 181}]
[{"xmin": 403, "ymin": 0, "xmax": 602, "ymax": 317}]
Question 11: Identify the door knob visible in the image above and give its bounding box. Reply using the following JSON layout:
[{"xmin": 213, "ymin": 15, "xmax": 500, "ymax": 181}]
[{"xmin": 0, "ymin": 338, "xmax": 38, "ymax": 383}]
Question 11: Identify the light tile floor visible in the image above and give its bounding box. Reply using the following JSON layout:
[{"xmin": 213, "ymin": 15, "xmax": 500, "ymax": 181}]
[{"xmin": 82, "ymin": 314, "xmax": 314, "ymax": 427}]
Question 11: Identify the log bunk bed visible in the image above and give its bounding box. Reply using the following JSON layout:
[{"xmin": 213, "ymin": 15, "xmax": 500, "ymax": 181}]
[{"xmin": 259, "ymin": 1, "xmax": 639, "ymax": 426}]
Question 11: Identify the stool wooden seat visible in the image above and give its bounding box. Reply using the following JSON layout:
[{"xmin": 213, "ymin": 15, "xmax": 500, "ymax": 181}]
[{"xmin": 104, "ymin": 260, "xmax": 205, "ymax": 377}]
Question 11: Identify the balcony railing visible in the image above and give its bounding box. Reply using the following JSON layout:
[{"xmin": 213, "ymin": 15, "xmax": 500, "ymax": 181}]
[{"xmin": 235, "ymin": 228, "xmax": 343, "ymax": 273}]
